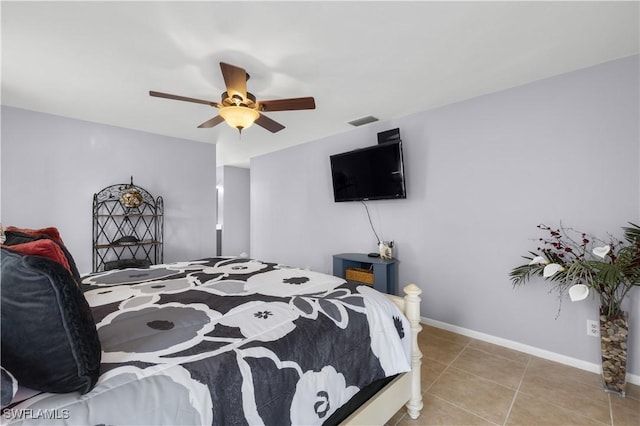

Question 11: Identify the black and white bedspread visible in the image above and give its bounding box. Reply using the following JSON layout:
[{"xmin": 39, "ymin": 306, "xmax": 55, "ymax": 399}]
[{"xmin": 6, "ymin": 257, "xmax": 411, "ymax": 425}]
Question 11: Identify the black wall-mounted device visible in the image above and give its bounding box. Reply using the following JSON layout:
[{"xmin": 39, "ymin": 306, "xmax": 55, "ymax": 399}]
[{"xmin": 377, "ymin": 128, "xmax": 401, "ymax": 144}]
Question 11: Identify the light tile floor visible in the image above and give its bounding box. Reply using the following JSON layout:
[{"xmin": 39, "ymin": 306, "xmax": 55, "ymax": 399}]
[{"xmin": 387, "ymin": 325, "xmax": 640, "ymax": 426}]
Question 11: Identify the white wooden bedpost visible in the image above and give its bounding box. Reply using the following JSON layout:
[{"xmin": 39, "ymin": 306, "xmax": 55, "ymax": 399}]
[{"xmin": 403, "ymin": 284, "xmax": 423, "ymax": 419}]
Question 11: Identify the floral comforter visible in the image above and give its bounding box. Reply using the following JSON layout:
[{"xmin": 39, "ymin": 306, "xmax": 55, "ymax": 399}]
[{"xmin": 6, "ymin": 257, "xmax": 411, "ymax": 425}]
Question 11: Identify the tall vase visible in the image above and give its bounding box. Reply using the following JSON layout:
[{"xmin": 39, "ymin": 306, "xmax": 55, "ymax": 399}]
[{"xmin": 599, "ymin": 310, "xmax": 628, "ymax": 396}]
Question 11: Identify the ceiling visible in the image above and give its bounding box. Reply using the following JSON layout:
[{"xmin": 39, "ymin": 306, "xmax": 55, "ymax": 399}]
[{"xmin": 2, "ymin": 1, "xmax": 638, "ymax": 167}]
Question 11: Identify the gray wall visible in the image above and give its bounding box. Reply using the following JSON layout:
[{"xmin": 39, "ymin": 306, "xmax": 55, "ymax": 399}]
[
  {"xmin": 1, "ymin": 106, "xmax": 217, "ymax": 273},
  {"xmin": 251, "ymin": 56, "xmax": 640, "ymax": 376},
  {"xmin": 216, "ymin": 165, "xmax": 250, "ymax": 256}
]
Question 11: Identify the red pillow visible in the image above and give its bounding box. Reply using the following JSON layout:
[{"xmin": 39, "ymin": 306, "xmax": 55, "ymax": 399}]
[
  {"xmin": 2, "ymin": 239, "xmax": 72, "ymax": 275},
  {"xmin": 4, "ymin": 226, "xmax": 64, "ymax": 245}
]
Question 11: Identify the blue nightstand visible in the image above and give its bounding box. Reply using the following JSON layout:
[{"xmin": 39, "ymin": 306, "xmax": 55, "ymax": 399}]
[{"xmin": 332, "ymin": 253, "xmax": 397, "ymax": 295}]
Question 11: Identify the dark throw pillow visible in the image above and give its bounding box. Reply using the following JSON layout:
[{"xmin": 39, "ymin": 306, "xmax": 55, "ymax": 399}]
[
  {"xmin": 0, "ymin": 248, "xmax": 102, "ymax": 394},
  {"xmin": 5, "ymin": 226, "xmax": 64, "ymax": 245},
  {"xmin": 3, "ymin": 229, "xmax": 82, "ymax": 284},
  {"xmin": 3, "ymin": 238, "xmax": 72, "ymax": 275}
]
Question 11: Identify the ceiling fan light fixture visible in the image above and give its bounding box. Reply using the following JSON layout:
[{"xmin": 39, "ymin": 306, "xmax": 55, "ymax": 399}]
[
  {"xmin": 150, "ymin": 62, "xmax": 314, "ymax": 134},
  {"xmin": 219, "ymin": 106, "xmax": 260, "ymax": 132}
]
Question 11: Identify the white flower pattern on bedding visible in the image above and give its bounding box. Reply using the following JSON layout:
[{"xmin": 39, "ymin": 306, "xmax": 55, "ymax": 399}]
[
  {"xmin": 290, "ymin": 366, "xmax": 359, "ymax": 424},
  {"xmin": 218, "ymin": 300, "xmax": 300, "ymax": 342},
  {"xmin": 200, "ymin": 259, "xmax": 271, "ymax": 277},
  {"xmin": 7, "ymin": 257, "xmax": 411, "ymax": 426},
  {"xmin": 245, "ymin": 267, "xmax": 346, "ymax": 297},
  {"xmin": 84, "ymin": 276, "xmax": 194, "ymax": 307},
  {"xmin": 290, "ymin": 288, "xmax": 368, "ymax": 329}
]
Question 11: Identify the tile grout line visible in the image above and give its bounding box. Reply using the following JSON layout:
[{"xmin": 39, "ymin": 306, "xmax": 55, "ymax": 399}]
[
  {"xmin": 440, "ymin": 346, "xmax": 526, "ymax": 393},
  {"xmin": 419, "ymin": 329, "xmax": 636, "ymax": 426},
  {"xmin": 501, "ymin": 354, "xmax": 532, "ymax": 426},
  {"xmin": 466, "ymin": 344, "xmax": 529, "ymax": 365},
  {"xmin": 387, "ymin": 333, "xmax": 464, "ymax": 426},
  {"xmin": 446, "ymin": 338, "xmax": 471, "ymax": 367},
  {"xmin": 421, "ymin": 337, "xmax": 471, "ymax": 394},
  {"xmin": 425, "ymin": 339, "xmax": 502, "ymax": 426},
  {"xmin": 501, "ymin": 359, "xmax": 613, "ymax": 426},
  {"xmin": 429, "ymin": 393, "xmax": 502, "ymax": 426},
  {"xmin": 427, "ymin": 336, "xmax": 528, "ymax": 425}
]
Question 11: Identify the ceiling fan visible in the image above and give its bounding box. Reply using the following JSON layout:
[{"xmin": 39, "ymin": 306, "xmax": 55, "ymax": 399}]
[{"xmin": 150, "ymin": 62, "xmax": 316, "ymax": 135}]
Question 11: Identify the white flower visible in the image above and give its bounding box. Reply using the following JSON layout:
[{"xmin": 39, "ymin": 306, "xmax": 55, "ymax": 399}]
[
  {"xmin": 592, "ymin": 245, "xmax": 611, "ymax": 259},
  {"xmin": 528, "ymin": 256, "xmax": 548, "ymax": 265},
  {"xmin": 289, "ymin": 366, "xmax": 358, "ymax": 425},
  {"xmin": 568, "ymin": 284, "xmax": 589, "ymax": 302},
  {"xmin": 198, "ymin": 259, "xmax": 271, "ymax": 278},
  {"xmin": 543, "ymin": 263, "xmax": 564, "ymax": 278},
  {"xmin": 218, "ymin": 301, "xmax": 299, "ymax": 342},
  {"xmin": 245, "ymin": 268, "xmax": 344, "ymax": 297}
]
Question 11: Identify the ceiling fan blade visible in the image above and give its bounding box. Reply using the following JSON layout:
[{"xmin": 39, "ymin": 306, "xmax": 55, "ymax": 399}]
[
  {"xmin": 259, "ymin": 97, "xmax": 316, "ymax": 112},
  {"xmin": 197, "ymin": 115, "xmax": 225, "ymax": 128},
  {"xmin": 254, "ymin": 113, "xmax": 285, "ymax": 133},
  {"xmin": 219, "ymin": 62, "xmax": 248, "ymax": 102},
  {"xmin": 150, "ymin": 91, "xmax": 220, "ymax": 107}
]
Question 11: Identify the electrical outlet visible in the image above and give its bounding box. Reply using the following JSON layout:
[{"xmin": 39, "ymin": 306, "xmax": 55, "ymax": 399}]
[{"xmin": 587, "ymin": 320, "xmax": 599, "ymax": 337}]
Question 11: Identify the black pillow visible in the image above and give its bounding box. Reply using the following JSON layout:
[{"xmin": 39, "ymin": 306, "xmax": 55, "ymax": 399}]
[
  {"xmin": 3, "ymin": 230, "xmax": 82, "ymax": 285},
  {"xmin": 0, "ymin": 248, "xmax": 101, "ymax": 394}
]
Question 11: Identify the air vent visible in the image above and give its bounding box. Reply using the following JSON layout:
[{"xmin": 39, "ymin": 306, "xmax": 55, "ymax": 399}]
[{"xmin": 348, "ymin": 115, "xmax": 379, "ymax": 127}]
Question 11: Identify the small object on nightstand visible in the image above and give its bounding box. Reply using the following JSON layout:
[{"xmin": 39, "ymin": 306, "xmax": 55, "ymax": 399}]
[
  {"xmin": 378, "ymin": 241, "xmax": 394, "ymax": 260},
  {"xmin": 367, "ymin": 252, "xmax": 380, "ymax": 258}
]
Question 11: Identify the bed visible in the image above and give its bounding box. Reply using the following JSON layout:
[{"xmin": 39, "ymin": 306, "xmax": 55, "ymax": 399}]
[{"xmin": 2, "ymin": 233, "xmax": 422, "ymax": 426}]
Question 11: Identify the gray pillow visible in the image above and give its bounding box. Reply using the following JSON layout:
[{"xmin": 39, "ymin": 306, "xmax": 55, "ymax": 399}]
[{"xmin": 1, "ymin": 366, "xmax": 18, "ymax": 407}]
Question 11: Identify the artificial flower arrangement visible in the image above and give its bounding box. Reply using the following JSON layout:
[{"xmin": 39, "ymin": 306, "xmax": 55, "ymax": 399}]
[
  {"xmin": 510, "ymin": 222, "xmax": 639, "ymax": 395},
  {"xmin": 509, "ymin": 223, "xmax": 640, "ymax": 318}
]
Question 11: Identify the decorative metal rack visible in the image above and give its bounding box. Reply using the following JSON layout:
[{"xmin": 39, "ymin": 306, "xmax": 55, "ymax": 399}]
[{"xmin": 92, "ymin": 177, "xmax": 163, "ymax": 272}]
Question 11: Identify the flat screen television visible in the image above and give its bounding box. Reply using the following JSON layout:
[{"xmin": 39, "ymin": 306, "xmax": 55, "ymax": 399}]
[{"xmin": 330, "ymin": 140, "xmax": 406, "ymax": 202}]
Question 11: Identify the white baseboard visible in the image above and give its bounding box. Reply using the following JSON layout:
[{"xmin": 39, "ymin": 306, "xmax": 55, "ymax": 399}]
[{"xmin": 422, "ymin": 316, "xmax": 640, "ymax": 386}]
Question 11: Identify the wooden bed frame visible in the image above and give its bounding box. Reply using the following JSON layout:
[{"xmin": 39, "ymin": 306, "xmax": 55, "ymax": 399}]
[{"xmin": 341, "ymin": 284, "xmax": 423, "ymax": 425}]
